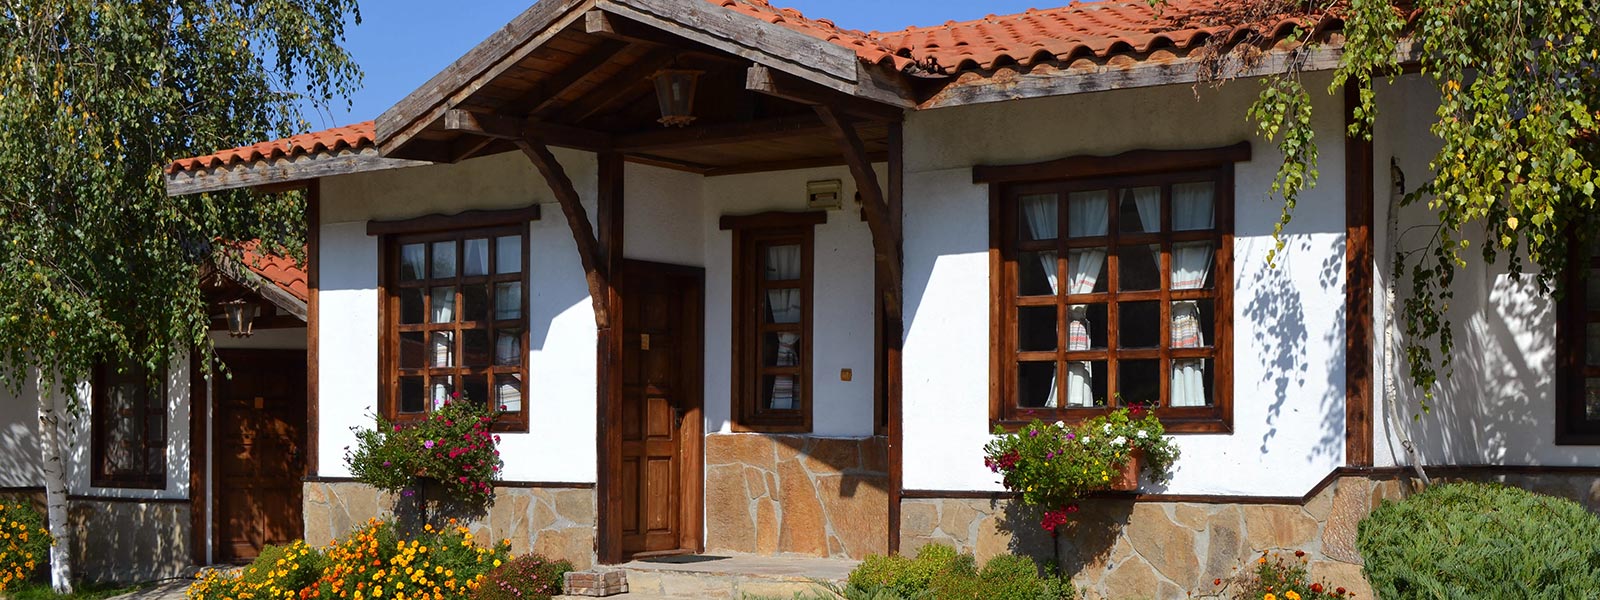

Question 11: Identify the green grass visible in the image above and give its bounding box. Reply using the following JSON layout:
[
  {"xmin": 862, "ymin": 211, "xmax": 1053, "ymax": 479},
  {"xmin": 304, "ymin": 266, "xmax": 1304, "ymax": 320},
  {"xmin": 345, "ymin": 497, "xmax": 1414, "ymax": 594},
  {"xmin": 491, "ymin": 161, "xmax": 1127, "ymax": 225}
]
[{"xmin": 4, "ymin": 581, "xmax": 147, "ymax": 600}]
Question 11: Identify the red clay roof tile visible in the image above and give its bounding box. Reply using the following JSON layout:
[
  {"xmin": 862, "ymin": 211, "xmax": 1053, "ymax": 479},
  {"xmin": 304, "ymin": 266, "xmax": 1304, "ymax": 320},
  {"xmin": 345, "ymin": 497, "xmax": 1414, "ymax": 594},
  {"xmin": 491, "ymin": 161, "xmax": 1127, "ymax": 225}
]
[
  {"xmin": 166, "ymin": 121, "xmax": 374, "ymax": 175},
  {"xmin": 237, "ymin": 242, "xmax": 309, "ymax": 303}
]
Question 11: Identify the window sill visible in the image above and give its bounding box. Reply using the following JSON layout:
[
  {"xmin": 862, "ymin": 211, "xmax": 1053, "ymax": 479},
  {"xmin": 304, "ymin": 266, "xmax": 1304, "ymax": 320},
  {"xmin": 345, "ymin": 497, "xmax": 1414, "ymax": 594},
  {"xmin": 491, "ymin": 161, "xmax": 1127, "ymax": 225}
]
[
  {"xmin": 990, "ymin": 416, "xmax": 1231, "ymax": 435},
  {"xmin": 730, "ymin": 422, "xmax": 812, "ymax": 435},
  {"xmin": 89, "ymin": 478, "xmax": 166, "ymax": 490},
  {"xmin": 1555, "ymin": 431, "xmax": 1600, "ymax": 446}
]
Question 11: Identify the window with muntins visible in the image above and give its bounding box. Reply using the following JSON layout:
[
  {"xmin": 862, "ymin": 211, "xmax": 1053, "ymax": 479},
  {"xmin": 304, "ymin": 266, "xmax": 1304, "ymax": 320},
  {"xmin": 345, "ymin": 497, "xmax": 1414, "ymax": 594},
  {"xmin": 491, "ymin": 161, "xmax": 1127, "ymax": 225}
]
[
  {"xmin": 1558, "ymin": 235, "xmax": 1600, "ymax": 444},
  {"xmin": 729, "ymin": 218, "xmax": 817, "ymax": 433},
  {"xmin": 383, "ymin": 226, "xmax": 530, "ymax": 432},
  {"xmin": 991, "ymin": 164, "xmax": 1234, "ymax": 433},
  {"xmin": 91, "ymin": 361, "xmax": 167, "ymax": 489}
]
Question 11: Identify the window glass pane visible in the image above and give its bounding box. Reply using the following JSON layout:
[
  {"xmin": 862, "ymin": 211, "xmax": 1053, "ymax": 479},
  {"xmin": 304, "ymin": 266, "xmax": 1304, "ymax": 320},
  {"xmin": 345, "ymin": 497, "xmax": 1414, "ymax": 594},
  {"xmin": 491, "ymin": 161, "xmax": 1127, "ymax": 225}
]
[
  {"xmin": 1172, "ymin": 241, "xmax": 1215, "ymax": 290},
  {"xmin": 494, "ymin": 282, "xmax": 522, "ymax": 320},
  {"xmin": 495, "ymin": 330, "xmax": 523, "ymax": 367},
  {"xmin": 1587, "ymin": 269, "xmax": 1600, "ymax": 311},
  {"xmin": 430, "ymin": 287, "xmax": 456, "ymax": 323},
  {"xmin": 430, "ymin": 331, "xmax": 454, "ymax": 368},
  {"xmin": 1019, "ymin": 194, "xmax": 1059, "ymax": 241},
  {"xmin": 1065, "ymin": 248, "xmax": 1108, "ymax": 295},
  {"xmin": 400, "ymin": 244, "xmax": 427, "ymax": 281},
  {"xmin": 1118, "ymin": 301, "xmax": 1161, "ymax": 348},
  {"xmin": 1017, "ymin": 361, "xmax": 1059, "ymax": 408},
  {"xmin": 1067, "ymin": 191, "xmax": 1109, "ymax": 238},
  {"xmin": 399, "ymin": 332, "xmax": 425, "ymax": 369},
  {"xmin": 1067, "ymin": 303, "xmax": 1108, "ymax": 351},
  {"xmin": 762, "ymin": 333, "xmax": 802, "ymax": 368},
  {"xmin": 1018, "ymin": 251, "xmax": 1059, "ymax": 297},
  {"xmin": 464, "ymin": 238, "xmax": 490, "ymax": 277},
  {"xmin": 1588, "ymin": 323, "xmax": 1600, "ymax": 367},
  {"xmin": 1119, "ymin": 187, "xmax": 1161, "ymax": 234},
  {"xmin": 496, "ymin": 236, "xmax": 522, "ymax": 274},
  {"xmin": 107, "ymin": 383, "xmax": 144, "ymax": 473},
  {"xmin": 431, "ymin": 241, "xmax": 457, "ymax": 279},
  {"xmin": 463, "ymin": 285, "xmax": 489, "ymax": 322},
  {"xmin": 1017, "ymin": 306, "xmax": 1057, "ymax": 351},
  {"xmin": 399, "ymin": 376, "xmax": 425, "ymax": 414},
  {"xmin": 463, "ymin": 377, "xmax": 489, "ymax": 409},
  {"xmin": 766, "ymin": 289, "xmax": 803, "ymax": 324},
  {"xmin": 1587, "ymin": 378, "xmax": 1600, "ymax": 421},
  {"xmin": 1119, "ymin": 244, "xmax": 1161, "ymax": 291},
  {"xmin": 1171, "ymin": 358, "xmax": 1212, "ymax": 407},
  {"xmin": 400, "ymin": 289, "xmax": 424, "ymax": 325},
  {"xmin": 495, "ymin": 375, "xmax": 523, "ymax": 413},
  {"xmin": 1172, "ymin": 299, "xmax": 1215, "ymax": 348},
  {"xmin": 430, "ymin": 376, "xmax": 455, "ymax": 410},
  {"xmin": 1118, "ymin": 359, "xmax": 1160, "ymax": 406},
  {"xmin": 763, "ymin": 375, "xmax": 801, "ymax": 411},
  {"xmin": 765, "ymin": 244, "xmax": 803, "ymax": 281},
  {"xmin": 463, "ymin": 329, "xmax": 491, "ymax": 367},
  {"xmin": 1064, "ymin": 360, "xmax": 1108, "ymax": 408},
  {"xmin": 1172, "ymin": 182, "xmax": 1215, "ymax": 231}
]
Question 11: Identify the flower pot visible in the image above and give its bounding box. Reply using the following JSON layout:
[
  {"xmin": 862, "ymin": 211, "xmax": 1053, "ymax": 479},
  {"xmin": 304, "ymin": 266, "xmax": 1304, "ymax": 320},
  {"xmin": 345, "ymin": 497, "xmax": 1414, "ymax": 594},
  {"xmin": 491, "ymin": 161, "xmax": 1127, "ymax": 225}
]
[{"xmin": 1111, "ymin": 448, "xmax": 1145, "ymax": 492}]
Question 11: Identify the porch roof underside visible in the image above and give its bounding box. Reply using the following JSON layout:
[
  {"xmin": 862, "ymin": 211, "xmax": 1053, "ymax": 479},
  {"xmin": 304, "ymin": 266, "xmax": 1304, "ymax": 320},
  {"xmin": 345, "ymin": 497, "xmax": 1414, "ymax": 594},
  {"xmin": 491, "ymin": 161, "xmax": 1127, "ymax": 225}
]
[{"xmin": 370, "ymin": 0, "xmax": 907, "ymax": 174}]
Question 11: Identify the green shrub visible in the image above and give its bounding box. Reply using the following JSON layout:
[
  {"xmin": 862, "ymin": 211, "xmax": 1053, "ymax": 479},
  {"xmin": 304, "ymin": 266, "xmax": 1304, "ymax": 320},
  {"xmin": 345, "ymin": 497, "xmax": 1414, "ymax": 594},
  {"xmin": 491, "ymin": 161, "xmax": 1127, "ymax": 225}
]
[
  {"xmin": 473, "ymin": 553, "xmax": 574, "ymax": 600},
  {"xmin": 238, "ymin": 541, "xmax": 327, "ymax": 593},
  {"xmin": 1358, "ymin": 482, "xmax": 1600, "ymax": 599},
  {"xmin": 842, "ymin": 545, "xmax": 1072, "ymax": 600}
]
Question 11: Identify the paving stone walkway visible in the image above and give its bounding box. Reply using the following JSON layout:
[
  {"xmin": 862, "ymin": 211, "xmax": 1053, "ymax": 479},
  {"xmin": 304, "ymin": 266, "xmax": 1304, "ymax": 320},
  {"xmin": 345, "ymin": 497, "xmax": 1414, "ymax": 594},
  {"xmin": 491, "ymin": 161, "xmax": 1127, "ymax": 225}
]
[{"xmin": 106, "ymin": 580, "xmax": 190, "ymax": 600}]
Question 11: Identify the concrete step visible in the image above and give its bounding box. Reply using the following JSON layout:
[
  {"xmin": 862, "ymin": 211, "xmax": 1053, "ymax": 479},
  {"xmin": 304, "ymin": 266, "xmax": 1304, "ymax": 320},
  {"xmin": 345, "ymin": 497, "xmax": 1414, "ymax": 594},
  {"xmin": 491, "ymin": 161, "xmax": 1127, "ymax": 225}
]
[{"xmin": 561, "ymin": 554, "xmax": 856, "ymax": 600}]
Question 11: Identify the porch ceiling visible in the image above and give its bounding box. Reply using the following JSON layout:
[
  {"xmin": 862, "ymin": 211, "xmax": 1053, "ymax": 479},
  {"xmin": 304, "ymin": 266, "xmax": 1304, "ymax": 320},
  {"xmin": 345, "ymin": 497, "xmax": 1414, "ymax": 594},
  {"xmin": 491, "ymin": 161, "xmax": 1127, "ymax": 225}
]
[{"xmin": 376, "ymin": 2, "xmax": 900, "ymax": 175}]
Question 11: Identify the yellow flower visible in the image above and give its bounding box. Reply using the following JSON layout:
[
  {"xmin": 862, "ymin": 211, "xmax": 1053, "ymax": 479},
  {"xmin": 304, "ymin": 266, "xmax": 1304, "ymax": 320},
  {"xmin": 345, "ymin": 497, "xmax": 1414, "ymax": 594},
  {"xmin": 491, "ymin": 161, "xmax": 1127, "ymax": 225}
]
[
  {"xmin": 1285, "ymin": 592, "xmax": 1301, "ymax": 600},
  {"xmin": 1264, "ymin": 595, "xmax": 1276, "ymax": 600}
]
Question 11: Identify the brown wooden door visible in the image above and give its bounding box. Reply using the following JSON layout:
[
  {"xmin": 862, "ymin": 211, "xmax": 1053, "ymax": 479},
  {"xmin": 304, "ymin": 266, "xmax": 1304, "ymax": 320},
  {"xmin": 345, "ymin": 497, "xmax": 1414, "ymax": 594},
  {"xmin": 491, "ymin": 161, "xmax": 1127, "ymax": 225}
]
[
  {"xmin": 617, "ymin": 260, "xmax": 704, "ymax": 558},
  {"xmin": 214, "ymin": 350, "xmax": 307, "ymax": 563}
]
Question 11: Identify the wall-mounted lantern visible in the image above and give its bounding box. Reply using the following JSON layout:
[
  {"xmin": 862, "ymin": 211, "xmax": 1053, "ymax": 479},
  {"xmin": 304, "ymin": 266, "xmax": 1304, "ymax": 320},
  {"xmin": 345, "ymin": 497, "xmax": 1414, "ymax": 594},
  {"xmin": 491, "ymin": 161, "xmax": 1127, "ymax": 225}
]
[
  {"xmin": 651, "ymin": 68, "xmax": 703, "ymax": 127},
  {"xmin": 222, "ymin": 298, "xmax": 259, "ymax": 338}
]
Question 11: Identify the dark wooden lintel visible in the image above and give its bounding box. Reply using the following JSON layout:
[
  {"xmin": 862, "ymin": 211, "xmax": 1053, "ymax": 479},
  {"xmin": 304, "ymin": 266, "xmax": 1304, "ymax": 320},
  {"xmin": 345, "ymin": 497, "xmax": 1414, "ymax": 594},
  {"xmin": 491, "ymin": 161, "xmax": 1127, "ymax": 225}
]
[
  {"xmin": 365, "ymin": 205, "xmax": 543, "ymax": 237},
  {"xmin": 443, "ymin": 109, "xmax": 614, "ymax": 151},
  {"xmin": 972, "ymin": 142, "xmax": 1254, "ymax": 184},
  {"xmin": 815, "ymin": 105, "xmax": 901, "ymax": 318},
  {"xmin": 614, "ymin": 115, "xmax": 829, "ymax": 152},
  {"xmin": 515, "ymin": 137, "xmax": 611, "ymax": 328},
  {"xmin": 748, "ymin": 65, "xmax": 906, "ymax": 123},
  {"xmin": 718, "ymin": 210, "xmax": 828, "ymax": 231}
]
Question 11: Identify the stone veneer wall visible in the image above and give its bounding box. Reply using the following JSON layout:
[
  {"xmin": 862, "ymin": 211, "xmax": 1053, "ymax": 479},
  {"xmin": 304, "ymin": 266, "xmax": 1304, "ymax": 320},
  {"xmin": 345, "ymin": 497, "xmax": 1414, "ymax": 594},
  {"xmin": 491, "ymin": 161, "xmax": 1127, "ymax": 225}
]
[
  {"xmin": 903, "ymin": 471, "xmax": 1600, "ymax": 600},
  {"xmin": 303, "ymin": 481, "xmax": 597, "ymax": 570},
  {"xmin": 705, "ymin": 434, "xmax": 889, "ymax": 560},
  {"xmin": 67, "ymin": 500, "xmax": 192, "ymax": 584}
]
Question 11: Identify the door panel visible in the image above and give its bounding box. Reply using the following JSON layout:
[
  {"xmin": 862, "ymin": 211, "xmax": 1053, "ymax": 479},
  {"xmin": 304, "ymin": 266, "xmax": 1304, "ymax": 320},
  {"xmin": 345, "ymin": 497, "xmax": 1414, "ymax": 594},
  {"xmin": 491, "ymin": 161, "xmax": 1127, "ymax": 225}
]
[
  {"xmin": 616, "ymin": 261, "xmax": 704, "ymax": 559},
  {"xmin": 214, "ymin": 350, "xmax": 307, "ymax": 564}
]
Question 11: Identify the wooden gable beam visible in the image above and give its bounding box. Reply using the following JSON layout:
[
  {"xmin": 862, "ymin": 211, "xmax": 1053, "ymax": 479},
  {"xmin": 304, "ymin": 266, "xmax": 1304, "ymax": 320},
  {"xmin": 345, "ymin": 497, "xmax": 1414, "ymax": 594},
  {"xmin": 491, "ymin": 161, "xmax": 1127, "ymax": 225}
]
[
  {"xmin": 613, "ymin": 115, "xmax": 828, "ymax": 152},
  {"xmin": 443, "ymin": 109, "xmax": 615, "ymax": 151},
  {"xmin": 515, "ymin": 137, "xmax": 611, "ymax": 328},
  {"xmin": 748, "ymin": 65, "xmax": 905, "ymax": 123},
  {"xmin": 814, "ymin": 105, "xmax": 900, "ymax": 318},
  {"xmin": 555, "ymin": 50, "xmax": 678, "ymax": 124}
]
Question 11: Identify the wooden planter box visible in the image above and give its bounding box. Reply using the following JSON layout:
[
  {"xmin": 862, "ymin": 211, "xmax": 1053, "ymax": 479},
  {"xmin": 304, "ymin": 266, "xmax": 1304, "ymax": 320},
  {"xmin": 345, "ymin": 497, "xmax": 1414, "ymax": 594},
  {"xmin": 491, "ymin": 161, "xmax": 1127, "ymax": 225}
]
[{"xmin": 1110, "ymin": 448, "xmax": 1145, "ymax": 492}]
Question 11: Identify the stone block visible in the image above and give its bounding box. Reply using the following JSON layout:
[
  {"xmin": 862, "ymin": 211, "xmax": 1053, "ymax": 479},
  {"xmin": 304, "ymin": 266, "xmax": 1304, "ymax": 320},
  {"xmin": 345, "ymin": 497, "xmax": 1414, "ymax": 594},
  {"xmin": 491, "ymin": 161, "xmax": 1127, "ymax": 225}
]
[
  {"xmin": 1101, "ymin": 554, "xmax": 1158, "ymax": 600},
  {"xmin": 706, "ymin": 433, "xmax": 777, "ymax": 470},
  {"xmin": 818, "ymin": 474, "xmax": 889, "ymax": 559},
  {"xmin": 901, "ymin": 501, "xmax": 939, "ymax": 537},
  {"xmin": 938, "ymin": 499, "xmax": 981, "ymax": 543},
  {"xmin": 775, "ymin": 456, "xmax": 828, "ymax": 555},
  {"xmin": 803, "ymin": 438, "xmax": 863, "ymax": 473},
  {"xmin": 1203, "ymin": 508, "xmax": 1246, "ymax": 583},
  {"xmin": 1172, "ymin": 504, "xmax": 1208, "ymax": 531},
  {"xmin": 706, "ymin": 464, "xmax": 756, "ymax": 553},
  {"xmin": 563, "ymin": 570, "xmax": 627, "ymax": 597},
  {"xmin": 1243, "ymin": 505, "xmax": 1318, "ymax": 551},
  {"xmin": 1125, "ymin": 503, "xmax": 1200, "ymax": 587},
  {"xmin": 554, "ymin": 489, "xmax": 595, "ymax": 525}
]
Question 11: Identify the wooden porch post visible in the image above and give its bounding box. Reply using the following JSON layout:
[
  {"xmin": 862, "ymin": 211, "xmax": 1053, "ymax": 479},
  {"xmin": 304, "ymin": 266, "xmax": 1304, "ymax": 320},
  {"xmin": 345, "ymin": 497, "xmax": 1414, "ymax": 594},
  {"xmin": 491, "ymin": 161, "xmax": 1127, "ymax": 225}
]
[
  {"xmin": 816, "ymin": 105, "xmax": 906, "ymax": 554},
  {"xmin": 1344, "ymin": 84, "xmax": 1375, "ymax": 467},
  {"xmin": 595, "ymin": 151, "xmax": 626, "ymax": 565}
]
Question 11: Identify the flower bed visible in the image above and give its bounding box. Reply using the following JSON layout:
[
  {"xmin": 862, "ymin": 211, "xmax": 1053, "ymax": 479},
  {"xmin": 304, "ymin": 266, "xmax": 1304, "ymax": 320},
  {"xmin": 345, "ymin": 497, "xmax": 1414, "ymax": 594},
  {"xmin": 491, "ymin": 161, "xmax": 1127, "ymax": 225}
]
[
  {"xmin": 187, "ymin": 519, "xmax": 532, "ymax": 600},
  {"xmin": 0, "ymin": 500, "xmax": 49, "ymax": 593},
  {"xmin": 983, "ymin": 407, "xmax": 1179, "ymax": 531}
]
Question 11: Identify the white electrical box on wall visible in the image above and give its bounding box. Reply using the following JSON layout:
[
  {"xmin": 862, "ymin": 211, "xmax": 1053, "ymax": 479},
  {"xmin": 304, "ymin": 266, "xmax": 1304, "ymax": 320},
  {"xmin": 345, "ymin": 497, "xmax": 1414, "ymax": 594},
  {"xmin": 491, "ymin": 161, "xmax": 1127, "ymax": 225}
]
[{"xmin": 807, "ymin": 179, "xmax": 843, "ymax": 209}]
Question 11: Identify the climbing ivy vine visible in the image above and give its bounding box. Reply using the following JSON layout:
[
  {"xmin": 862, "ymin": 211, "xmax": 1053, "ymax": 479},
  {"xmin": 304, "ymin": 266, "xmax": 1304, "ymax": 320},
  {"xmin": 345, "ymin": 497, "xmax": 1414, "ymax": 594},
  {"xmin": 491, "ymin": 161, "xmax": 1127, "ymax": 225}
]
[{"xmin": 1184, "ymin": 0, "xmax": 1600, "ymax": 407}]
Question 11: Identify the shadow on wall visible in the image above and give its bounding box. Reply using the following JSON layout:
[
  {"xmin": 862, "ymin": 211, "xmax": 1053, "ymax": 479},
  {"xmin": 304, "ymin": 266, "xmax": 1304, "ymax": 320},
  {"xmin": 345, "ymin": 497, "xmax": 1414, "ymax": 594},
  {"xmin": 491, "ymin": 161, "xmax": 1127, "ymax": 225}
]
[{"xmin": 1237, "ymin": 234, "xmax": 1348, "ymax": 464}]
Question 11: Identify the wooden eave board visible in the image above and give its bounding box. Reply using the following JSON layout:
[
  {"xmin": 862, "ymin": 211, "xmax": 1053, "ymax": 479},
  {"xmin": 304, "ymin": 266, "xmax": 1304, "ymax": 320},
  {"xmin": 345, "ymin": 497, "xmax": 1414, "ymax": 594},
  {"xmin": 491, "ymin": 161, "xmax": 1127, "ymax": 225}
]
[{"xmin": 164, "ymin": 147, "xmax": 430, "ymax": 196}]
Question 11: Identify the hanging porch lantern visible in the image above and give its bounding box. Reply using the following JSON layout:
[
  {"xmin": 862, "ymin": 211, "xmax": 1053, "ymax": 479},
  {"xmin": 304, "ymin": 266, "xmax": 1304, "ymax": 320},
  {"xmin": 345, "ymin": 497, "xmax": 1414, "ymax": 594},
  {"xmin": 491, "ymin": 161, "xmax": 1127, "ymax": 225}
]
[
  {"xmin": 222, "ymin": 298, "xmax": 259, "ymax": 338},
  {"xmin": 651, "ymin": 68, "xmax": 703, "ymax": 127}
]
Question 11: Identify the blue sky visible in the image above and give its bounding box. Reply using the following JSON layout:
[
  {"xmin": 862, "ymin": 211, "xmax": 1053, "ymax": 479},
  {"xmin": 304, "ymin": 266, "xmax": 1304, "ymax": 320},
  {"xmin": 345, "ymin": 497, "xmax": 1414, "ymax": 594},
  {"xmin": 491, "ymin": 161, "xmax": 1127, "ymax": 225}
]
[{"xmin": 304, "ymin": 0, "xmax": 1044, "ymax": 127}]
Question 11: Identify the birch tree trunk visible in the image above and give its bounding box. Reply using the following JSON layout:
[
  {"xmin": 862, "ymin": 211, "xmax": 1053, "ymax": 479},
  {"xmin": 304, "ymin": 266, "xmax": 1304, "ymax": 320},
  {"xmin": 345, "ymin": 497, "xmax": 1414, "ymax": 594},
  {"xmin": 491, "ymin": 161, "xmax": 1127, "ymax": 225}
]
[
  {"xmin": 34, "ymin": 366, "xmax": 73, "ymax": 594},
  {"xmin": 1383, "ymin": 160, "xmax": 1430, "ymax": 486}
]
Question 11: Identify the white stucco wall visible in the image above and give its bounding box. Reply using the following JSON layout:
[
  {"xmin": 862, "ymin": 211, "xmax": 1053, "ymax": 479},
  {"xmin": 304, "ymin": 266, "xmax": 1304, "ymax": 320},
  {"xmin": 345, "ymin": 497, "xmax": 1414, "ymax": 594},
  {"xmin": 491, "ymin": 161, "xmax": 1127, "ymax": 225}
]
[
  {"xmin": 900, "ymin": 72, "xmax": 1351, "ymax": 497},
  {"xmin": 1371, "ymin": 74, "xmax": 1600, "ymax": 468},
  {"xmin": 700, "ymin": 166, "xmax": 881, "ymax": 438},
  {"xmin": 317, "ymin": 150, "xmax": 600, "ymax": 484}
]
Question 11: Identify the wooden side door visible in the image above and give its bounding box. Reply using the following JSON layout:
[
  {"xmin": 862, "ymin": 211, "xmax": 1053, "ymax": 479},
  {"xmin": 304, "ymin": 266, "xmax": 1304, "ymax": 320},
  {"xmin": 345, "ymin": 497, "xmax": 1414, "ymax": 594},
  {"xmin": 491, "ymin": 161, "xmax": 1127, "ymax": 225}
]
[
  {"xmin": 617, "ymin": 260, "xmax": 704, "ymax": 558},
  {"xmin": 214, "ymin": 350, "xmax": 307, "ymax": 563}
]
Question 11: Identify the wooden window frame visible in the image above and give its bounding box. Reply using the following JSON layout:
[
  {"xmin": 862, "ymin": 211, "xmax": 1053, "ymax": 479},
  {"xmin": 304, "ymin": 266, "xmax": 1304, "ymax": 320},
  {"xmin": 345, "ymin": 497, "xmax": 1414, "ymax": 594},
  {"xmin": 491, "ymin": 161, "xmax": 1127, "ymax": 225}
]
[
  {"xmin": 723, "ymin": 211, "xmax": 824, "ymax": 433},
  {"xmin": 374, "ymin": 207, "xmax": 540, "ymax": 434},
  {"xmin": 1556, "ymin": 232, "xmax": 1600, "ymax": 445},
  {"xmin": 91, "ymin": 361, "xmax": 168, "ymax": 489},
  {"xmin": 980, "ymin": 144, "xmax": 1249, "ymax": 434}
]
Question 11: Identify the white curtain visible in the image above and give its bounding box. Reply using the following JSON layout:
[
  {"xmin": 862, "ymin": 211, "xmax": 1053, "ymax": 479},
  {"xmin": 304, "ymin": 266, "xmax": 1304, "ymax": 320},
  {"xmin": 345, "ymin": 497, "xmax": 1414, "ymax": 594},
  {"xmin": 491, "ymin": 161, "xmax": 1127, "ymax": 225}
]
[
  {"xmin": 431, "ymin": 287, "xmax": 455, "ymax": 323},
  {"xmin": 464, "ymin": 238, "xmax": 490, "ymax": 276},
  {"xmin": 766, "ymin": 245, "xmax": 803, "ymax": 410},
  {"xmin": 1171, "ymin": 183, "xmax": 1215, "ymax": 407},
  {"xmin": 1022, "ymin": 196, "xmax": 1060, "ymax": 408},
  {"xmin": 1065, "ymin": 192, "xmax": 1110, "ymax": 407},
  {"xmin": 1126, "ymin": 187, "xmax": 1161, "ymax": 233}
]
